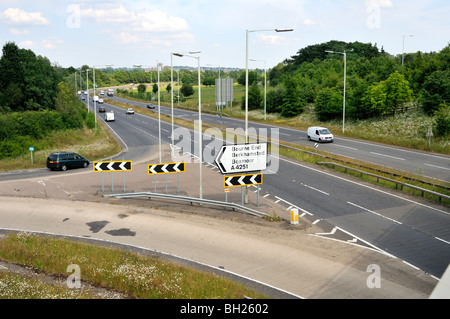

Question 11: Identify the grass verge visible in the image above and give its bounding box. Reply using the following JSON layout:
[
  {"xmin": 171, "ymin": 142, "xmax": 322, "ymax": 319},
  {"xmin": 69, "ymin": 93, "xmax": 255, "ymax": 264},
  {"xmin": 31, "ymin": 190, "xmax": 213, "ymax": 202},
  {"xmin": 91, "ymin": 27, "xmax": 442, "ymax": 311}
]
[
  {"xmin": 0, "ymin": 123, "xmax": 122, "ymax": 172},
  {"xmin": 0, "ymin": 233, "xmax": 267, "ymax": 299}
]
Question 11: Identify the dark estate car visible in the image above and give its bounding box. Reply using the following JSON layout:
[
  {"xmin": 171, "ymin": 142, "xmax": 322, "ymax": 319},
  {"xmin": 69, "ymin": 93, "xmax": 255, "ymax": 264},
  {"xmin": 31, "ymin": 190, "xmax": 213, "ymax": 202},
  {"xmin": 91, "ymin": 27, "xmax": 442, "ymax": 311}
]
[
  {"xmin": 46, "ymin": 152, "xmax": 90, "ymax": 171},
  {"xmin": 147, "ymin": 104, "xmax": 155, "ymax": 109},
  {"xmin": 99, "ymin": 106, "xmax": 106, "ymax": 112}
]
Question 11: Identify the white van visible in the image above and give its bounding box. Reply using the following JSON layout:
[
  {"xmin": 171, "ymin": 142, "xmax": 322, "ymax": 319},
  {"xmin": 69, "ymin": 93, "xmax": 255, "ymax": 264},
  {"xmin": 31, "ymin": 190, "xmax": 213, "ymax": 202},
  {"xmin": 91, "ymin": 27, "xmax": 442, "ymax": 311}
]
[
  {"xmin": 307, "ymin": 126, "xmax": 334, "ymax": 143},
  {"xmin": 105, "ymin": 111, "xmax": 115, "ymax": 122},
  {"xmin": 93, "ymin": 95, "xmax": 99, "ymax": 103}
]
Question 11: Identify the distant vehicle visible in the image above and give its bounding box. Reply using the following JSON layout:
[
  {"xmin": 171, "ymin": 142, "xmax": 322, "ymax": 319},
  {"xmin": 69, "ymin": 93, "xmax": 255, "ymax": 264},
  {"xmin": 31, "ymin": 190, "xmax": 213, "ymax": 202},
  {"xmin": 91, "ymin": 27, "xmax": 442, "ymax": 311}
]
[
  {"xmin": 307, "ymin": 126, "xmax": 334, "ymax": 143},
  {"xmin": 99, "ymin": 106, "xmax": 106, "ymax": 112},
  {"xmin": 77, "ymin": 91, "xmax": 81, "ymax": 95},
  {"xmin": 107, "ymin": 89, "xmax": 114, "ymax": 96},
  {"xmin": 105, "ymin": 111, "xmax": 115, "ymax": 122},
  {"xmin": 126, "ymin": 108, "xmax": 135, "ymax": 114},
  {"xmin": 81, "ymin": 95, "xmax": 85, "ymax": 100},
  {"xmin": 46, "ymin": 152, "xmax": 89, "ymax": 171},
  {"xmin": 100, "ymin": 90, "xmax": 105, "ymax": 95},
  {"xmin": 84, "ymin": 91, "xmax": 88, "ymax": 95},
  {"xmin": 147, "ymin": 104, "xmax": 155, "ymax": 109},
  {"xmin": 98, "ymin": 98, "xmax": 104, "ymax": 104},
  {"xmin": 93, "ymin": 95, "xmax": 99, "ymax": 103}
]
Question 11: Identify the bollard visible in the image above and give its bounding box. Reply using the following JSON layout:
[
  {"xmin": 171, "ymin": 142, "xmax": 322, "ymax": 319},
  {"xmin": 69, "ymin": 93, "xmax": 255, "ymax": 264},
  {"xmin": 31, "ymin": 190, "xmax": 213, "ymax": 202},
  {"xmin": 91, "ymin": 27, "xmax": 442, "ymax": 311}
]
[{"xmin": 290, "ymin": 208, "xmax": 299, "ymax": 225}]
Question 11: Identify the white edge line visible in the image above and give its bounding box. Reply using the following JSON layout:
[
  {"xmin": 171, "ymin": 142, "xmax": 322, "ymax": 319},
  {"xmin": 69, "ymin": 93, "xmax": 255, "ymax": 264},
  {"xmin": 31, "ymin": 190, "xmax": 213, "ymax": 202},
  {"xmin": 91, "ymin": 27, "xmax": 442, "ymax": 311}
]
[{"xmin": 347, "ymin": 201, "xmax": 402, "ymax": 225}]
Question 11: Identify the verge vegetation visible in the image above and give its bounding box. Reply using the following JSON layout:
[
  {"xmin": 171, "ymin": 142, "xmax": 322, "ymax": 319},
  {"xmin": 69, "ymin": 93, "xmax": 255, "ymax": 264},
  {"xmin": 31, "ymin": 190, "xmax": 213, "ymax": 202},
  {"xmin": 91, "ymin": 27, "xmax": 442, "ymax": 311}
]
[{"xmin": 0, "ymin": 233, "xmax": 267, "ymax": 299}]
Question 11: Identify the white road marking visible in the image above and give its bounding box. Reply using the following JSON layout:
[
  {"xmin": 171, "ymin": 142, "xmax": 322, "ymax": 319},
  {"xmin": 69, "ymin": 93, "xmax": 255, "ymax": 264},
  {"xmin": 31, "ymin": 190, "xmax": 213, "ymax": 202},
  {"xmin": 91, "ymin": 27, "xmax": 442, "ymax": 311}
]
[
  {"xmin": 424, "ymin": 163, "xmax": 450, "ymax": 171},
  {"xmin": 333, "ymin": 144, "xmax": 358, "ymax": 151},
  {"xmin": 347, "ymin": 201, "xmax": 402, "ymax": 224},
  {"xmin": 370, "ymin": 152, "xmax": 405, "ymax": 161}
]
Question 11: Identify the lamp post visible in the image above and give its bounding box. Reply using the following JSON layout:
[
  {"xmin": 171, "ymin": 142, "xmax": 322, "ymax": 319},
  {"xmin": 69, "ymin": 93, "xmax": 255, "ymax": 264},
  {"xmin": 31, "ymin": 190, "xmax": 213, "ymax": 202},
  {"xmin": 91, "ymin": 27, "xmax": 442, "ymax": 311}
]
[
  {"xmin": 250, "ymin": 59, "xmax": 267, "ymax": 120},
  {"xmin": 207, "ymin": 64, "xmax": 222, "ymax": 112},
  {"xmin": 245, "ymin": 28, "xmax": 293, "ymax": 142},
  {"xmin": 173, "ymin": 51, "xmax": 202, "ymax": 199},
  {"xmin": 86, "ymin": 68, "xmax": 91, "ymax": 113},
  {"xmin": 402, "ymin": 34, "xmax": 414, "ymax": 66},
  {"xmin": 93, "ymin": 64, "xmax": 113, "ymax": 131},
  {"xmin": 133, "ymin": 63, "xmax": 162, "ymax": 162},
  {"xmin": 325, "ymin": 50, "xmax": 348, "ymax": 133}
]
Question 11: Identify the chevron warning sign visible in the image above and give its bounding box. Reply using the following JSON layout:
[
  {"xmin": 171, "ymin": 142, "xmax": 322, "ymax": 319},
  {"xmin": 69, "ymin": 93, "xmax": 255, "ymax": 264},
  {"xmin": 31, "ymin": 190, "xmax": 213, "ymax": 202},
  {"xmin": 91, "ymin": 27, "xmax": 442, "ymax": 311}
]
[
  {"xmin": 93, "ymin": 161, "xmax": 132, "ymax": 172},
  {"xmin": 224, "ymin": 173, "xmax": 262, "ymax": 188},
  {"xmin": 148, "ymin": 162, "xmax": 185, "ymax": 175}
]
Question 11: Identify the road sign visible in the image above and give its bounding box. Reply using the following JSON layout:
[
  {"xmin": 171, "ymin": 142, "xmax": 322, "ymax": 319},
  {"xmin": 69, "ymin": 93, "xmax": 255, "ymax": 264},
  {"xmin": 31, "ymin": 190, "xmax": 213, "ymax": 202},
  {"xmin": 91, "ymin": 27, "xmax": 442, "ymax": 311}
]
[
  {"xmin": 93, "ymin": 161, "xmax": 132, "ymax": 172},
  {"xmin": 215, "ymin": 143, "xmax": 267, "ymax": 174},
  {"xmin": 224, "ymin": 173, "xmax": 262, "ymax": 188},
  {"xmin": 148, "ymin": 162, "xmax": 185, "ymax": 175}
]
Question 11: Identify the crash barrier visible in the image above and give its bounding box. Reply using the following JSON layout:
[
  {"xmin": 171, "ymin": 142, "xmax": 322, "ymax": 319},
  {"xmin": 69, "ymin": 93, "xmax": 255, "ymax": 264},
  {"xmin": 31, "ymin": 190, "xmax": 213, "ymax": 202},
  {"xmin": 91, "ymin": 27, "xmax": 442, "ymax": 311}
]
[
  {"xmin": 104, "ymin": 192, "xmax": 270, "ymax": 218},
  {"xmin": 317, "ymin": 162, "xmax": 450, "ymax": 203}
]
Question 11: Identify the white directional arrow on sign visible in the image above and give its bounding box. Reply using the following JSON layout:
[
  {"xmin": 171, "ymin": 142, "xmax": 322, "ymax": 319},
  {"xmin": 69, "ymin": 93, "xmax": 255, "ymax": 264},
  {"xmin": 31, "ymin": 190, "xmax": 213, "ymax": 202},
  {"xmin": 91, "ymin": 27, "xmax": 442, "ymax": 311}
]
[
  {"xmin": 223, "ymin": 173, "xmax": 262, "ymax": 187},
  {"xmin": 148, "ymin": 162, "xmax": 185, "ymax": 175},
  {"xmin": 93, "ymin": 161, "xmax": 132, "ymax": 172}
]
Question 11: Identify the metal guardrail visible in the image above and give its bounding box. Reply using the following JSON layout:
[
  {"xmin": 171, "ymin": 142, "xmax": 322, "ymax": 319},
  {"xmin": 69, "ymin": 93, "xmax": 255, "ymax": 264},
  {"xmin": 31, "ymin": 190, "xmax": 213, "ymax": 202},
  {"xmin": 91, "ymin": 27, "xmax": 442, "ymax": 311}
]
[
  {"xmin": 104, "ymin": 192, "xmax": 270, "ymax": 217},
  {"xmin": 317, "ymin": 162, "xmax": 450, "ymax": 203}
]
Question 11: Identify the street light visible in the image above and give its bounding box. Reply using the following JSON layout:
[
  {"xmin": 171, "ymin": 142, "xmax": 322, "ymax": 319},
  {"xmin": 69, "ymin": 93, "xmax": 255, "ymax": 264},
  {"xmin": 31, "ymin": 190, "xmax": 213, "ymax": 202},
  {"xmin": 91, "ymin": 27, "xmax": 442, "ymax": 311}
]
[
  {"xmin": 133, "ymin": 63, "xmax": 162, "ymax": 162},
  {"xmin": 93, "ymin": 64, "xmax": 113, "ymax": 131},
  {"xmin": 207, "ymin": 64, "xmax": 222, "ymax": 112},
  {"xmin": 86, "ymin": 68, "xmax": 91, "ymax": 113},
  {"xmin": 402, "ymin": 34, "xmax": 414, "ymax": 66},
  {"xmin": 173, "ymin": 51, "xmax": 203, "ymax": 199},
  {"xmin": 245, "ymin": 28, "xmax": 293, "ymax": 142},
  {"xmin": 250, "ymin": 59, "xmax": 267, "ymax": 121},
  {"xmin": 325, "ymin": 50, "xmax": 348, "ymax": 133}
]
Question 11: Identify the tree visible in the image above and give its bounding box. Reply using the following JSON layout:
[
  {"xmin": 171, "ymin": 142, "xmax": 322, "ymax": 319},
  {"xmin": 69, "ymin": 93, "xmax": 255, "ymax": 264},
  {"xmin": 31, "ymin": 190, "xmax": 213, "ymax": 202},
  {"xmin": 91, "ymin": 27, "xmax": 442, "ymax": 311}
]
[
  {"xmin": 137, "ymin": 84, "xmax": 146, "ymax": 93},
  {"xmin": 266, "ymin": 88, "xmax": 285, "ymax": 113},
  {"xmin": 384, "ymin": 71, "xmax": 412, "ymax": 115},
  {"xmin": 202, "ymin": 77, "xmax": 215, "ymax": 87},
  {"xmin": 0, "ymin": 42, "xmax": 59, "ymax": 112},
  {"xmin": 434, "ymin": 105, "xmax": 450, "ymax": 137},
  {"xmin": 237, "ymin": 70, "xmax": 258, "ymax": 86},
  {"xmin": 241, "ymin": 82, "xmax": 262, "ymax": 111},
  {"xmin": 314, "ymin": 87, "xmax": 343, "ymax": 121},
  {"xmin": 152, "ymin": 83, "xmax": 158, "ymax": 95},
  {"xmin": 166, "ymin": 83, "xmax": 172, "ymax": 94},
  {"xmin": 281, "ymin": 75, "xmax": 306, "ymax": 117},
  {"xmin": 421, "ymin": 70, "xmax": 450, "ymax": 115},
  {"xmin": 362, "ymin": 81, "xmax": 387, "ymax": 116},
  {"xmin": 180, "ymin": 83, "xmax": 194, "ymax": 97}
]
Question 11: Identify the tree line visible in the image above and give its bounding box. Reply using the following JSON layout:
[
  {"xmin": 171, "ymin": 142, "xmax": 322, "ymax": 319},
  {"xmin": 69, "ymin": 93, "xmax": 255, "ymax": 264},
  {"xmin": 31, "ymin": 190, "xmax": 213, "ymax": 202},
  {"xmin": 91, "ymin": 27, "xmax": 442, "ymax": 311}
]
[
  {"xmin": 0, "ymin": 42, "xmax": 94, "ymax": 159},
  {"xmin": 264, "ymin": 40, "xmax": 449, "ymax": 136}
]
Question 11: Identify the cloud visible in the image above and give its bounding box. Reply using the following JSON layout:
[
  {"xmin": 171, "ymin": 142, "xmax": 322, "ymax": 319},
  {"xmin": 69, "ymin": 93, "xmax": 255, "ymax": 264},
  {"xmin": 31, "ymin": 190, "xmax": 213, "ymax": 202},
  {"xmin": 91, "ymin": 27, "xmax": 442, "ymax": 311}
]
[
  {"xmin": 366, "ymin": 0, "xmax": 393, "ymax": 8},
  {"xmin": 257, "ymin": 34, "xmax": 293, "ymax": 46},
  {"xmin": 114, "ymin": 32, "xmax": 140, "ymax": 44},
  {"xmin": 0, "ymin": 8, "xmax": 50, "ymax": 26},
  {"xmin": 10, "ymin": 28, "xmax": 30, "ymax": 35},
  {"xmin": 303, "ymin": 19, "xmax": 316, "ymax": 26},
  {"xmin": 19, "ymin": 37, "xmax": 63, "ymax": 50},
  {"xmin": 42, "ymin": 37, "xmax": 63, "ymax": 49},
  {"xmin": 81, "ymin": 5, "xmax": 189, "ymax": 32}
]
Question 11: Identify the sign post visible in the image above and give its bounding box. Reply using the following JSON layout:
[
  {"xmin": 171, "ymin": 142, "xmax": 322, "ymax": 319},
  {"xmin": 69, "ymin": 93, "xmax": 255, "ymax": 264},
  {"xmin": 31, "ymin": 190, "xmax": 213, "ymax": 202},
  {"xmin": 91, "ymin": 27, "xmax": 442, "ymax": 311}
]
[
  {"xmin": 93, "ymin": 160, "xmax": 132, "ymax": 193},
  {"xmin": 29, "ymin": 147, "xmax": 34, "ymax": 165},
  {"xmin": 215, "ymin": 143, "xmax": 266, "ymax": 206},
  {"xmin": 148, "ymin": 162, "xmax": 185, "ymax": 194}
]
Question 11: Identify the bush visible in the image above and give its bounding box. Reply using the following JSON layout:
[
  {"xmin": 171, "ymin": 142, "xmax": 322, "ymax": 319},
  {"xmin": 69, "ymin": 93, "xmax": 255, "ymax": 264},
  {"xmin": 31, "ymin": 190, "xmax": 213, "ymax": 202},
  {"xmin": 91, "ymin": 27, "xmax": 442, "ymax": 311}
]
[{"xmin": 434, "ymin": 105, "xmax": 450, "ymax": 137}]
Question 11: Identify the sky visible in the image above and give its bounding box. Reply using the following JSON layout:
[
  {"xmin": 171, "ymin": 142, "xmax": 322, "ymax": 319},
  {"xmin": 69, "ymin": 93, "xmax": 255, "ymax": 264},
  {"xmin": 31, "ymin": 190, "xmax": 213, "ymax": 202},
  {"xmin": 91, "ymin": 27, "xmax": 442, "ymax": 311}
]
[{"xmin": 0, "ymin": 0, "xmax": 449, "ymax": 70}]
